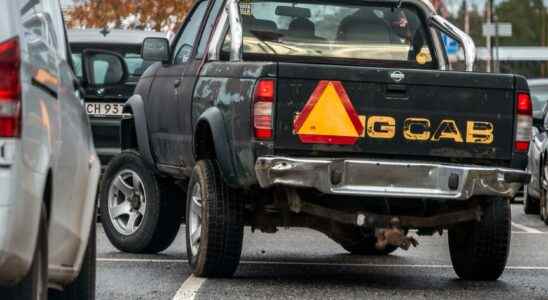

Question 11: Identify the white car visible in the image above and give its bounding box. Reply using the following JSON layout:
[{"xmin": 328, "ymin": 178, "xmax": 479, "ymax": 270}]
[{"xmin": 0, "ymin": 0, "xmax": 128, "ymax": 299}]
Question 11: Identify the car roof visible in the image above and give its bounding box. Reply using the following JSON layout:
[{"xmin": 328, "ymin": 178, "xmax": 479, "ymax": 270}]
[
  {"xmin": 528, "ymin": 78, "xmax": 548, "ymax": 87},
  {"xmin": 68, "ymin": 29, "xmax": 166, "ymax": 46}
]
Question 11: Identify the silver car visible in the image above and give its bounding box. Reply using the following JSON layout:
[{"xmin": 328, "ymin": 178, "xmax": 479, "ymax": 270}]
[
  {"xmin": 0, "ymin": 0, "xmax": 127, "ymax": 299},
  {"xmin": 525, "ymin": 79, "xmax": 548, "ymax": 224}
]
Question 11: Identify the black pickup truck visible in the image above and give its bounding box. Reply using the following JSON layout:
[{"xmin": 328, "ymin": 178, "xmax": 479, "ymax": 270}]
[{"xmin": 99, "ymin": 0, "xmax": 531, "ymax": 281}]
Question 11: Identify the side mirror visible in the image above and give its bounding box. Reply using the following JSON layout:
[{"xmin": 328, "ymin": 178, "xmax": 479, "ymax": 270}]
[
  {"xmin": 142, "ymin": 37, "xmax": 170, "ymax": 63},
  {"xmin": 82, "ymin": 49, "xmax": 128, "ymax": 86}
]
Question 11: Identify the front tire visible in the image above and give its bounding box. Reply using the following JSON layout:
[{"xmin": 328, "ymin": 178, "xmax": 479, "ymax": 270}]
[
  {"xmin": 100, "ymin": 150, "xmax": 183, "ymax": 253},
  {"xmin": 49, "ymin": 212, "xmax": 96, "ymax": 300},
  {"xmin": 449, "ymin": 198, "xmax": 511, "ymax": 281},
  {"xmin": 0, "ymin": 206, "xmax": 48, "ymax": 299},
  {"xmin": 186, "ymin": 160, "xmax": 244, "ymax": 278}
]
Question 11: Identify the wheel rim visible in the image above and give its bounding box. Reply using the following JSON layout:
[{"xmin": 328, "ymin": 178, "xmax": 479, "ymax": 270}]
[
  {"xmin": 188, "ymin": 182, "xmax": 203, "ymax": 256},
  {"xmin": 108, "ymin": 170, "xmax": 147, "ymax": 236}
]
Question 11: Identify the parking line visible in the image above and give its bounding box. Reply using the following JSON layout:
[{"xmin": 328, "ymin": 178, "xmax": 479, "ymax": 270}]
[
  {"xmin": 97, "ymin": 258, "xmax": 548, "ymax": 270},
  {"xmin": 172, "ymin": 275, "xmax": 206, "ymax": 300},
  {"xmin": 98, "ymin": 257, "xmax": 186, "ymax": 263},
  {"xmin": 511, "ymin": 222, "xmax": 544, "ymax": 234}
]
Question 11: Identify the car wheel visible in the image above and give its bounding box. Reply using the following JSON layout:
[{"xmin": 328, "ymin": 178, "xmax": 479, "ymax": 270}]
[
  {"xmin": 0, "ymin": 206, "xmax": 48, "ymax": 299},
  {"xmin": 49, "ymin": 211, "xmax": 96, "ymax": 300},
  {"xmin": 448, "ymin": 197, "xmax": 510, "ymax": 281},
  {"xmin": 186, "ymin": 160, "xmax": 244, "ymax": 278},
  {"xmin": 334, "ymin": 227, "xmax": 399, "ymax": 255},
  {"xmin": 523, "ymin": 184, "xmax": 540, "ymax": 215},
  {"xmin": 100, "ymin": 150, "xmax": 183, "ymax": 253}
]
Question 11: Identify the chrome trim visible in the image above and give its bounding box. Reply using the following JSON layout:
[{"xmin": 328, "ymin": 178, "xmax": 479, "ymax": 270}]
[
  {"xmin": 430, "ymin": 15, "xmax": 476, "ymax": 72},
  {"xmin": 255, "ymin": 157, "xmax": 528, "ymax": 200},
  {"xmin": 208, "ymin": 6, "xmax": 228, "ymax": 61},
  {"xmin": 227, "ymin": 0, "xmax": 243, "ymax": 61}
]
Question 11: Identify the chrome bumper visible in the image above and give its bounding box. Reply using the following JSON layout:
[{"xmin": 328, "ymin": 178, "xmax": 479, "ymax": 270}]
[{"xmin": 255, "ymin": 157, "xmax": 530, "ymax": 200}]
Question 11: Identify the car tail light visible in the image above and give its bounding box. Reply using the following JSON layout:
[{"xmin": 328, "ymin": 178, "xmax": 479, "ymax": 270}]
[
  {"xmin": 0, "ymin": 37, "xmax": 21, "ymax": 138},
  {"xmin": 253, "ymin": 79, "xmax": 275, "ymax": 140},
  {"xmin": 515, "ymin": 92, "xmax": 532, "ymax": 153}
]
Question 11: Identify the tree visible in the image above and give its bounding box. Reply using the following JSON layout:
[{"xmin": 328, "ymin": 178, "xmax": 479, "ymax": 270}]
[
  {"xmin": 66, "ymin": 0, "xmax": 193, "ymax": 31},
  {"xmin": 448, "ymin": 2, "xmax": 485, "ymax": 47}
]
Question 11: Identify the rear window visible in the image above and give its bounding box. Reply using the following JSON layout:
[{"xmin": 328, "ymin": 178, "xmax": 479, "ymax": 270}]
[
  {"xmin": 223, "ymin": 0, "xmax": 434, "ymax": 67},
  {"xmin": 71, "ymin": 49, "xmax": 157, "ymax": 80}
]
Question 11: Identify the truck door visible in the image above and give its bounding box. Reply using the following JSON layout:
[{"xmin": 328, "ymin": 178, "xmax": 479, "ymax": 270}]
[
  {"xmin": 147, "ymin": 1, "xmax": 207, "ymax": 166},
  {"xmin": 177, "ymin": 0, "xmax": 224, "ymax": 170}
]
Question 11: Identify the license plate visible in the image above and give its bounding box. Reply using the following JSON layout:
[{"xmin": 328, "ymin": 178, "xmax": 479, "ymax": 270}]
[{"xmin": 86, "ymin": 102, "xmax": 123, "ymax": 117}]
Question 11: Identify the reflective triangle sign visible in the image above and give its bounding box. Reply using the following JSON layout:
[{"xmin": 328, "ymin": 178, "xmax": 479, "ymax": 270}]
[{"xmin": 294, "ymin": 81, "xmax": 364, "ymax": 145}]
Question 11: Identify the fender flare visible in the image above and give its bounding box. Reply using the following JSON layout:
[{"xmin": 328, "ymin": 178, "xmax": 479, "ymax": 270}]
[
  {"xmin": 195, "ymin": 107, "xmax": 238, "ymax": 186},
  {"xmin": 122, "ymin": 95, "xmax": 155, "ymax": 168}
]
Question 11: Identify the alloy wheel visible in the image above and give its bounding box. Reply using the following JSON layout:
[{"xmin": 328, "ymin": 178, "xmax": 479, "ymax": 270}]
[
  {"xmin": 188, "ymin": 182, "xmax": 203, "ymax": 256},
  {"xmin": 108, "ymin": 170, "xmax": 147, "ymax": 235}
]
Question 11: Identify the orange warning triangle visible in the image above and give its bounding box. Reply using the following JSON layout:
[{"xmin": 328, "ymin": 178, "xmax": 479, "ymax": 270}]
[{"xmin": 294, "ymin": 81, "xmax": 364, "ymax": 145}]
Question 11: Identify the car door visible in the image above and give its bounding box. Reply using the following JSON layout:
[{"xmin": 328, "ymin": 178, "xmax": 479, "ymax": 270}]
[
  {"xmin": 20, "ymin": 0, "xmax": 62, "ymax": 174},
  {"xmin": 41, "ymin": 0, "xmax": 93, "ymax": 268},
  {"xmin": 147, "ymin": 0, "xmax": 208, "ymax": 167}
]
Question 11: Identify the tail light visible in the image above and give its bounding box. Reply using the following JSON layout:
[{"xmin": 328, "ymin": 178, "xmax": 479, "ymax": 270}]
[
  {"xmin": 515, "ymin": 92, "xmax": 532, "ymax": 152},
  {"xmin": 253, "ymin": 79, "xmax": 275, "ymax": 140},
  {"xmin": 0, "ymin": 37, "xmax": 21, "ymax": 138}
]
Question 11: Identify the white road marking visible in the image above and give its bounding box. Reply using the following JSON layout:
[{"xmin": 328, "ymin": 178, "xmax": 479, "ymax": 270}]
[
  {"xmin": 97, "ymin": 257, "xmax": 548, "ymax": 270},
  {"xmin": 511, "ymin": 222, "xmax": 544, "ymax": 234},
  {"xmin": 98, "ymin": 257, "xmax": 186, "ymax": 263},
  {"xmin": 172, "ymin": 275, "xmax": 206, "ymax": 300}
]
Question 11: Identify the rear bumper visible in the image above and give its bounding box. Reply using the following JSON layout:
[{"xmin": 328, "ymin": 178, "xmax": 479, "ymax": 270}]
[{"xmin": 255, "ymin": 157, "xmax": 530, "ymax": 200}]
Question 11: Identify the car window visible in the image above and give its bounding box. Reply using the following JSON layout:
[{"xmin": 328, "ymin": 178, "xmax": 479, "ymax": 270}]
[
  {"xmin": 125, "ymin": 53, "xmax": 155, "ymax": 76},
  {"xmin": 173, "ymin": 1, "xmax": 208, "ymax": 64},
  {"xmin": 72, "ymin": 53, "xmax": 83, "ymax": 78},
  {"xmin": 223, "ymin": 0, "xmax": 434, "ymax": 67},
  {"xmin": 71, "ymin": 51, "xmax": 155, "ymax": 81},
  {"xmin": 92, "ymin": 59, "xmax": 110, "ymax": 85},
  {"xmin": 196, "ymin": 0, "xmax": 225, "ymax": 59}
]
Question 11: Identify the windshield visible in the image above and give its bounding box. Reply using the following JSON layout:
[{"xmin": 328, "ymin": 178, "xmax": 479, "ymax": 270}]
[
  {"xmin": 224, "ymin": 0, "xmax": 434, "ymax": 66},
  {"xmin": 530, "ymin": 85, "xmax": 548, "ymax": 112}
]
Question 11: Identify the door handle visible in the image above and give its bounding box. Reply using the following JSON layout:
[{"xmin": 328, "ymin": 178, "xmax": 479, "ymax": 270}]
[
  {"xmin": 174, "ymin": 79, "xmax": 182, "ymax": 88},
  {"xmin": 386, "ymin": 84, "xmax": 407, "ymax": 93},
  {"xmin": 385, "ymin": 84, "xmax": 408, "ymax": 100}
]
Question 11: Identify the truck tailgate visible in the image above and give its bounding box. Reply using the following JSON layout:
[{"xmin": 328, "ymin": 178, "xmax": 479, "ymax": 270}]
[{"xmin": 274, "ymin": 63, "xmax": 516, "ymax": 161}]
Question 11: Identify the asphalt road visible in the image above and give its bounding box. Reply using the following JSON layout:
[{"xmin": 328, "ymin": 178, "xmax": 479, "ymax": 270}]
[{"xmin": 97, "ymin": 204, "xmax": 548, "ymax": 300}]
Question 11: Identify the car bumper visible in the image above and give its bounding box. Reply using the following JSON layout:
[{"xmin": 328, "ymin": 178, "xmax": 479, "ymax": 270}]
[
  {"xmin": 255, "ymin": 156, "xmax": 530, "ymax": 200},
  {"xmin": 90, "ymin": 117, "xmax": 122, "ymax": 165},
  {"xmin": 0, "ymin": 167, "xmax": 43, "ymax": 285}
]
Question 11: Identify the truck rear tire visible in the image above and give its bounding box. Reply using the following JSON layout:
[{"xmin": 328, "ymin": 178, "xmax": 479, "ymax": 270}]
[
  {"xmin": 448, "ymin": 198, "xmax": 510, "ymax": 281},
  {"xmin": 335, "ymin": 227, "xmax": 399, "ymax": 255},
  {"xmin": 0, "ymin": 206, "xmax": 47, "ymax": 300},
  {"xmin": 186, "ymin": 160, "xmax": 244, "ymax": 278},
  {"xmin": 49, "ymin": 211, "xmax": 96, "ymax": 300},
  {"xmin": 100, "ymin": 150, "xmax": 183, "ymax": 254}
]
